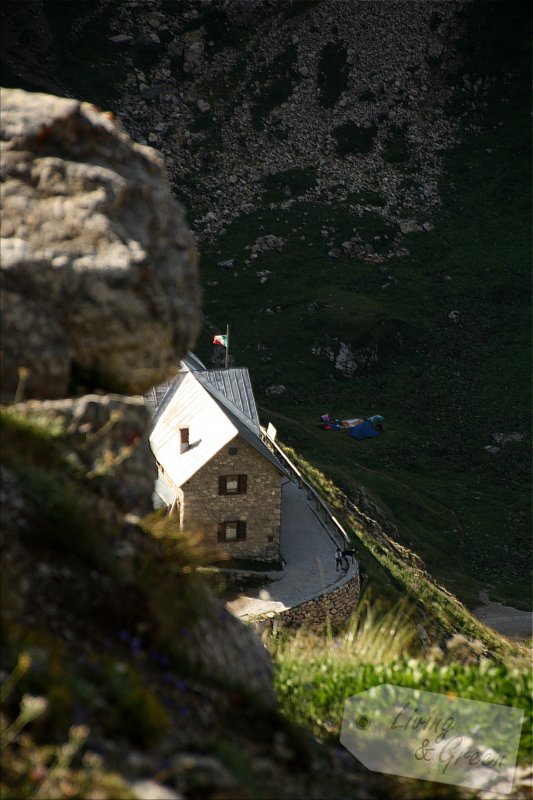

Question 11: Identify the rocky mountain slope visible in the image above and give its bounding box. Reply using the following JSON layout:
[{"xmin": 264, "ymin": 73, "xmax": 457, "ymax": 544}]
[
  {"xmin": 2, "ymin": 0, "xmax": 471, "ymax": 240},
  {"xmin": 112, "ymin": 0, "xmax": 463, "ymax": 242}
]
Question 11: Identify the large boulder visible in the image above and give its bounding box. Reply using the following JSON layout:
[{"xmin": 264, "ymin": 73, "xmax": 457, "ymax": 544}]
[
  {"xmin": 335, "ymin": 342, "xmax": 379, "ymax": 377},
  {"xmin": 0, "ymin": 88, "xmax": 201, "ymax": 401},
  {"xmin": 19, "ymin": 394, "xmax": 157, "ymax": 515}
]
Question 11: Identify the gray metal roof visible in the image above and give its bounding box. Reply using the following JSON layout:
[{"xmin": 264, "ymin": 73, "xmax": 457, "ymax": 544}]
[
  {"xmin": 194, "ymin": 368, "xmax": 260, "ymax": 430},
  {"xmin": 181, "ymin": 352, "xmax": 207, "ymax": 372},
  {"xmin": 192, "ymin": 368, "xmax": 288, "ymax": 475},
  {"xmin": 144, "ymin": 352, "xmax": 207, "ymax": 417},
  {"xmin": 145, "ymin": 359, "xmax": 288, "ymax": 483},
  {"xmin": 144, "ymin": 378, "xmax": 176, "ymax": 417}
]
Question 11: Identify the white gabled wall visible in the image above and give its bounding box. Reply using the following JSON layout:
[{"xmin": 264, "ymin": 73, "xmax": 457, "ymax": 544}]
[{"xmin": 149, "ymin": 371, "xmax": 238, "ymax": 488}]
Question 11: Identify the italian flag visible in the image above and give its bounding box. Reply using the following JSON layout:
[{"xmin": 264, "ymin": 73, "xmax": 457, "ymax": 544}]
[{"xmin": 213, "ymin": 334, "xmax": 228, "ymax": 347}]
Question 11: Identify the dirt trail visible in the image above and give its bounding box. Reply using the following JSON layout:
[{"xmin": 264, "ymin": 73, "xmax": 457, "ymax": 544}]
[{"xmin": 472, "ymin": 593, "xmax": 532, "ymax": 641}]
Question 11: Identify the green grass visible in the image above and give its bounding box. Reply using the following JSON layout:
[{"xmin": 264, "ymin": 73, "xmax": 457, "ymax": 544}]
[
  {"xmin": 269, "ymin": 598, "xmax": 532, "ymax": 764},
  {"xmin": 1, "ymin": 656, "xmax": 136, "ymax": 799},
  {"xmin": 273, "ymin": 644, "xmax": 532, "ymax": 763},
  {"xmin": 0, "ymin": 407, "xmax": 118, "ymax": 572},
  {"xmin": 266, "ymin": 605, "xmax": 531, "ymax": 791},
  {"xmin": 0, "ymin": 408, "xmax": 218, "ymax": 651},
  {"xmin": 1, "ymin": 633, "xmax": 171, "ymax": 751},
  {"xmin": 0, "ymin": 407, "xmax": 65, "ymax": 467},
  {"xmin": 271, "ymin": 443, "xmax": 528, "ymax": 656}
]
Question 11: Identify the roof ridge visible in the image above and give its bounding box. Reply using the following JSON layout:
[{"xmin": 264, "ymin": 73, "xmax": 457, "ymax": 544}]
[{"xmin": 193, "ymin": 370, "xmax": 260, "ymax": 435}]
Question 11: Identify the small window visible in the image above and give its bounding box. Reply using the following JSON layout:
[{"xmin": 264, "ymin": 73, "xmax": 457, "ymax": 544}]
[
  {"xmin": 218, "ymin": 475, "xmax": 248, "ymax": 495},
  {"xmin": 224, "ymin": 521, "xmax": 238, "ymax": 540},
  {"xmin": 226, "ymin": 476, "xmax": 239, "ymax": 493},
  {"xmin": 218, "ymin": 521, "xmax": 246, "ymax": 542}
]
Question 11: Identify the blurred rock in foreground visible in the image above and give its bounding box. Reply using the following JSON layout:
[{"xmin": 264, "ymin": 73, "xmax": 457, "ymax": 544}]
[{"xmin": 0, "ymin": 88, "xmax": 201, "ymax": 401}]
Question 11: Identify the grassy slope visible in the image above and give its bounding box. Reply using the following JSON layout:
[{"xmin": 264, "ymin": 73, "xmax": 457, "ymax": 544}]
[
  {"xmin": 269, "ymin": 602, "xmax": 532, "ymax": 767},
  {"xmin": 197, "ymin": 1, "xmax": 532, "ymax": 611}
]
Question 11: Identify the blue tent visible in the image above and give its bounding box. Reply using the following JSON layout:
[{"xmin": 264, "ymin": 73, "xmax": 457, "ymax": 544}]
[{"xmin": 349, "ymin": 420, "xmax": 381, "ymax": 440}]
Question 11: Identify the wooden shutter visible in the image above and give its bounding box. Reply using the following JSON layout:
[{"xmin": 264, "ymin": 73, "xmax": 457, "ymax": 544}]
[
  {"xmin": 217, "ymin": 523, "xmax": 225, "ymax": 542},
  {"xmin": 236, "ymin": 521, "xmax": 247, "ymax": 540},
  {"xmin": 238, "ymin": 474, "xmax": 248, "ymax": 494},
  {"xmin": 218, "ymin": 476, "xmax": 226, "ymax": 495}
]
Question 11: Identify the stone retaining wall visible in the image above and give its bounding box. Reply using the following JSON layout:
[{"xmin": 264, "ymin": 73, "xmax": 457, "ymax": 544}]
[{"xmin": 253, "ymin": 569, "xmax": 361, "ymax": 631}]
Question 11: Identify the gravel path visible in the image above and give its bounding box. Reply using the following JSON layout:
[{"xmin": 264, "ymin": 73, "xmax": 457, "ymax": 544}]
[
  {"xmin": 472, "ymin": 598, "xmax": 533, "ymax": 642},
  {"xmin": 227, "ymin": 478, "xmax": 356, "ymax": 620}
]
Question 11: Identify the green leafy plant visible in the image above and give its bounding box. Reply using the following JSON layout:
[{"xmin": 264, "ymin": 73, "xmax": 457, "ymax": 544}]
[{"xmin": 270, "ymin": 602, "xmax": 532, "ymax": 763}]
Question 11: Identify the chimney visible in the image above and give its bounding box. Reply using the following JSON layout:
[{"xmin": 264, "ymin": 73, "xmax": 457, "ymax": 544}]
[{"xmin": 179, "ymin": 427, "xmax": 189, "ymax": 453}]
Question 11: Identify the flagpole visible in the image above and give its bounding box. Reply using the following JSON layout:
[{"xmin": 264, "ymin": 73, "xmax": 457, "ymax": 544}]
[{"xmin": 225, "ymin": 323, "xmax": 230, "ymax": 369}]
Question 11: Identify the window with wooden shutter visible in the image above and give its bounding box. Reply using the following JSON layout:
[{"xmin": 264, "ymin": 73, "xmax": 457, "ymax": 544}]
[
  {"xmin": 218, "ymin": 521, "xmax": 246, "ymax": 542},
  {"xmin": 224, "ymin": 521, "xmax": 238, "ymax": 541},
  {"xmin": 218, "ymin": 475, "xmax": 248, "ymax": 495}
]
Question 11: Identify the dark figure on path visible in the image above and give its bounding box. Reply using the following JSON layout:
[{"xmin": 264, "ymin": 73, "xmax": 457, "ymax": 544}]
[
  {"xmin": 342, "ymin": 549, "xmax": 357, "ymax": 565},
  {"xmin": 335, "ymin": 548, "xmax": 344, "ymax": 572}
]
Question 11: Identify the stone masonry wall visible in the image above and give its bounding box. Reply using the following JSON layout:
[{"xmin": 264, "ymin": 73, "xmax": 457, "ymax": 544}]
[
  {"xmin": 181, "ymin": 435, "xmax": 282, "ymax": 560},
  {"xmin": 256, "ymin": 570, "xmax": 361, "ymax": 631}
]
